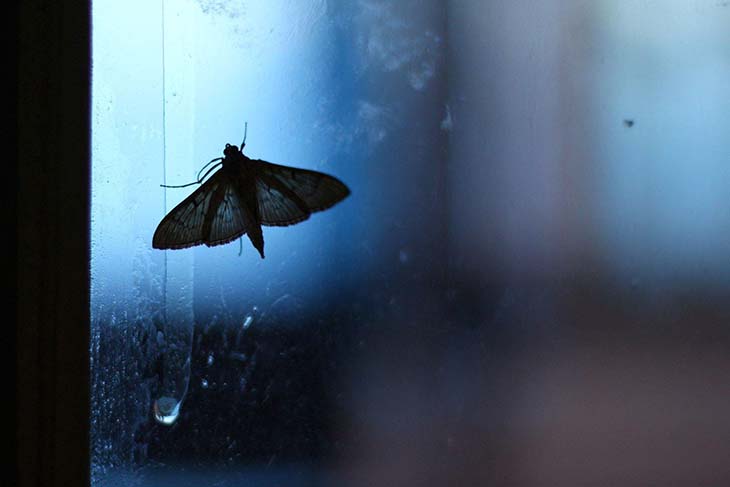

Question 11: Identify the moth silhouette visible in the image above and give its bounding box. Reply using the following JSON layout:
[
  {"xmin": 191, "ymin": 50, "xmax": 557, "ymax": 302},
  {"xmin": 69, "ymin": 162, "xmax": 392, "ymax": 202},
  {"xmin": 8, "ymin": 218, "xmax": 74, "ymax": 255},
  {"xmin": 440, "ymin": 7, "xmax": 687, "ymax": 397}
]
[{"xmin": 152, "ymin": 138, "xmax": 350, "ymax": 258}]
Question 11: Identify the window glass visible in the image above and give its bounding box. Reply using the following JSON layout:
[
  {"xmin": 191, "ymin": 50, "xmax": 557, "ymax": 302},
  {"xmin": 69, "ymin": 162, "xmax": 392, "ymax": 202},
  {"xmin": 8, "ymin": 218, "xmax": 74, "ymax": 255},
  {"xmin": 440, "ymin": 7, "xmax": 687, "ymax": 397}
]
[{"xmin": 92, "ymin": 1, "xmax": 730, "ymax": 485}]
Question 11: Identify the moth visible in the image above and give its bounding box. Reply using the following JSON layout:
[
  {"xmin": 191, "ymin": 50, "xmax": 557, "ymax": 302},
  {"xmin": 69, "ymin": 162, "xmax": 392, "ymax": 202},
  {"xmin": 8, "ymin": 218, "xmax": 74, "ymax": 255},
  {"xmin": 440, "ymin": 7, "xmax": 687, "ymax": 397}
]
[{"xmin": 152, "ymin": 134, "xmax": 350, "ymax": 258}]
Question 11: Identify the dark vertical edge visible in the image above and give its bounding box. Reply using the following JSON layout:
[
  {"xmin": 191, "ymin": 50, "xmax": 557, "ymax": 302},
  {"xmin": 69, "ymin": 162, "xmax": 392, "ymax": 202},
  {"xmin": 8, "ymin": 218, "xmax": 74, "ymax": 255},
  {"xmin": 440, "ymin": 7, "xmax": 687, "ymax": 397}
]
[
  {"xmin": 10, "ymin": 0, "xmax": 20, "ymax": 485},
  {"xmin": 17, "ymin": 1, "xmax": 91, "ymax": 487}
]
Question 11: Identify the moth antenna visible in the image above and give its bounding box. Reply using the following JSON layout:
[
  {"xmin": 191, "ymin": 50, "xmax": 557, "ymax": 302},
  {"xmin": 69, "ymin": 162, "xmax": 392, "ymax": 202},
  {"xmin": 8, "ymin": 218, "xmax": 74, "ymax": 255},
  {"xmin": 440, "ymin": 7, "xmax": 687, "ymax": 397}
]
[
  {"xmin": 238, "ymin": 237, "xmax": 243, "ymax": 256},
  {"xmin": 161, "ymin": 158, "xmax": 223, "ymax": 188},
  {"xmin": 160, "ymin": 181, "xmax": 200, "ymax": 189},
  {"xmin": 196, "ymin": 162, "xmax": 223, "ymax": 184},
  {"xmin": 196, "ymin": 157, "xmax": 223, "ymax": 181},
  {"xmin": 241, "ymin": 122, "xmax": 248, "ymax": 150}
]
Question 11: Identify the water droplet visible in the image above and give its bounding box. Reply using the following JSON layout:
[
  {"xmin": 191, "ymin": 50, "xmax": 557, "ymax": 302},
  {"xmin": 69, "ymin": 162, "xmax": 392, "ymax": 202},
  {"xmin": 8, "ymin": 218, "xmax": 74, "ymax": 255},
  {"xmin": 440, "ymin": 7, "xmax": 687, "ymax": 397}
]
[
  {"xmin": 153, "ymin": 396, "xmax": 181, "ymax": 425},
  {"xmin": 243, "ymin": 315, "xmax": 254, "ymax": 329},
  {"xmin": 207, "ymin": 354, "xmax": 214, "ymax": 366},
  {"xmin": 201, "ymin": 379, "xmax": 209, "ymax": 389}
]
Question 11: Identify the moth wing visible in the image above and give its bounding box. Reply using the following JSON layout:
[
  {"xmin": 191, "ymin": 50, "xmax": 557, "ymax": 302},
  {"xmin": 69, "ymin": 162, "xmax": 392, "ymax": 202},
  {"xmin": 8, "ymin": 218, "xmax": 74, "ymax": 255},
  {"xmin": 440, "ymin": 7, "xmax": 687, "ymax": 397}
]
[
  {"xmin": 254, "ymin": 160, "xmax": 350, "ymax": 227},
  {"xmin": 152, "ymin": 172, "xmax": 224, "ymax": 249},
  {"xmin": 152, "ymin": 170, "xmax": 248, "ymax": 249},
  {"xmin": 204, "ymin": 176, "xmax": 254, "ymax": 247}
]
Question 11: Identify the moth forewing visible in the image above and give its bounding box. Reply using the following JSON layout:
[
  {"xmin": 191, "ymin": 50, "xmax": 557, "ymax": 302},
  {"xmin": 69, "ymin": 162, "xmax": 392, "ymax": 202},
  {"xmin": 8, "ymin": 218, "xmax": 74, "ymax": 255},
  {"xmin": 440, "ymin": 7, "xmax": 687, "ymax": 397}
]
[{"xmin": 152, "ymin": 173, "xmax": 224, "ymax": 250}]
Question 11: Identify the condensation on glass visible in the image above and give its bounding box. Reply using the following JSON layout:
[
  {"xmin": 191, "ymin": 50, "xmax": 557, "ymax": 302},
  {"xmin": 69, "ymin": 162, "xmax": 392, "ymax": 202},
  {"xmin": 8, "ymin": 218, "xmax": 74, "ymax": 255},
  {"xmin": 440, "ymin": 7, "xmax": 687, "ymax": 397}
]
[{"xmin": 91, "ymin": 1, "xmax": 730, "ymax": 486}]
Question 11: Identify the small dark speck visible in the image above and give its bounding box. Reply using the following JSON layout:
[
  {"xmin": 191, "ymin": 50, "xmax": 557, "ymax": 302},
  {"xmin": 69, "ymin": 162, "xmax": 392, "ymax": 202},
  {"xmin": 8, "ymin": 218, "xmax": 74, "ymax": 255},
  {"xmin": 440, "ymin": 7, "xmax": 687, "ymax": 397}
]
[{"xmin": 623, "ymin": 119, "xmax": 635, "ymax": 128}]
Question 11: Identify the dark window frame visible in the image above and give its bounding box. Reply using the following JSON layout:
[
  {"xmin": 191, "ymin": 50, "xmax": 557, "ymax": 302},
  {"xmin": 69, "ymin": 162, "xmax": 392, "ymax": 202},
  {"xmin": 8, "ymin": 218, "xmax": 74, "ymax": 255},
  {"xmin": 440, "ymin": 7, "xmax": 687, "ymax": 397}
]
[{"xmin": 17, "ymin": 1, "xmax": 90, "ymax": 486}]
